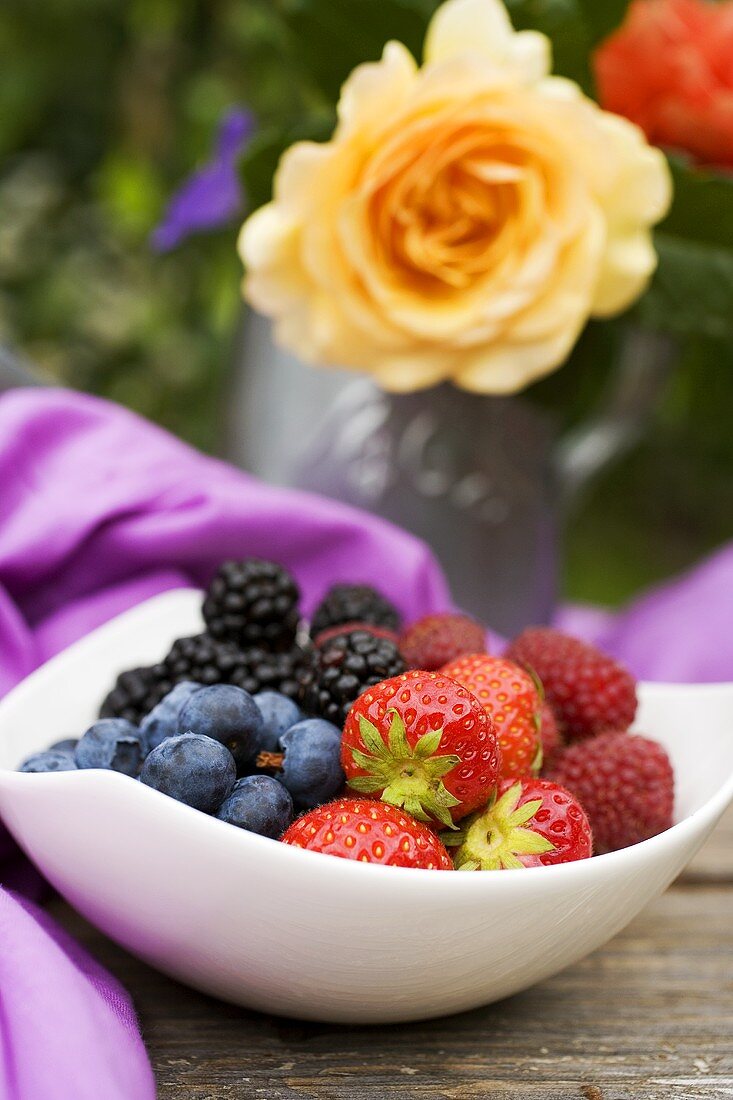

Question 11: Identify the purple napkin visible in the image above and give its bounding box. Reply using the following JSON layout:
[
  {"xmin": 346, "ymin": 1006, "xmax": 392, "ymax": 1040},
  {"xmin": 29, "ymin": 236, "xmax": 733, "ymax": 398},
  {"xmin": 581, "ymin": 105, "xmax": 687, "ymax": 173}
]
[{"xmin": 0, "ymin": 386, "xmax": 450, "ymax": 1099}]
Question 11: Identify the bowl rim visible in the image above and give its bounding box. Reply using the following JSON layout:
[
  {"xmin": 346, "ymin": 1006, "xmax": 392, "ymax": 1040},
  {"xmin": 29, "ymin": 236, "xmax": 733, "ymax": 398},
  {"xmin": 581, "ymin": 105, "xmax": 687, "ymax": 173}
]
[
  {"xmin": 2, "ymin": 719, "xmax": 732, "ymax": 893},
  {"xmin": 1, "ymin": 587, "xmax": 731, "ymax": 892}
]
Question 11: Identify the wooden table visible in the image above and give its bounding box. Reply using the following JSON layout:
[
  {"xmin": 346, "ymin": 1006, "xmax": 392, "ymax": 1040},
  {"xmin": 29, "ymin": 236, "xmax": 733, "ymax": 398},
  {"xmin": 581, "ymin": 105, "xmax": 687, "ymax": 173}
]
[{"xmin": 53, "ymin": 808, "xmax": 733, "ymax": 1100}]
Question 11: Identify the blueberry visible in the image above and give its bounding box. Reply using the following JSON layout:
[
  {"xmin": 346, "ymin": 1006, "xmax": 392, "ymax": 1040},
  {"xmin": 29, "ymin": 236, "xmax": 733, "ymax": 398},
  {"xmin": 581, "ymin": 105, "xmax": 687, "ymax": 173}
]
[
  {"xmin": 140, "ymin": 733, "xmax": 236, "ymax": 813},
  {"xmin": 253, "ymin": 691, "xmax": 302, "ymax": 752},
  {"xmin": 142, "ymin": 681, "xmax": 202, "ymax": 750},
  {"xmin": 178, "ymin": 684, "xmax": 264, "ymax": 771},
  {"xmin": 49, "ymin": 738, "xmax": 78, "ymax": 756},
  {"xmin": 278, "ymin": 718, "xmax": 344, "ymax": 809},
  {"xmin": 19, "ymin": 750, "xmax": 78, "ymax": 773},
  {"xmin": 75, "ymin": 719, "xmax": 146, "ymax": 776},
  {"xmin": 216, "ymin": 775, "xmax": 293, "ymax": 838}
]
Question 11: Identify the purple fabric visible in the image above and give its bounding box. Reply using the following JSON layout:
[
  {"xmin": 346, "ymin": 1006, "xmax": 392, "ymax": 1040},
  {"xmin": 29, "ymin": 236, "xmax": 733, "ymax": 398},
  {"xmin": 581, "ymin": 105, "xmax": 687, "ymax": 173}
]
[
  {"xmin": 557, "ymin": 543, "xmax": 733, "ymax": 682},
  {"xmin": 0, "ymin": 891, "xmax": 155, "ymax": 1100},
  {"xmin": 0, "ymin": 386, "xmax": 731, "ymax": 1098},
  {"xmin": 151, "ymin": 106, "xmax": 254, "ymax": 251},
  {"xmin": 0, "ymin": 386, "xmax": 451, "ymax": 1099}
]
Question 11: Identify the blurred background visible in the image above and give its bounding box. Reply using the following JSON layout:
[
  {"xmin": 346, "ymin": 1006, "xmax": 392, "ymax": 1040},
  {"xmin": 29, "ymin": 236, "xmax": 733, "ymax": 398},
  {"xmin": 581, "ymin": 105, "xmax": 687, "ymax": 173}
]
[{"xmin": 0, "ymin": 0, "xmax": 731, "ymax": 611}]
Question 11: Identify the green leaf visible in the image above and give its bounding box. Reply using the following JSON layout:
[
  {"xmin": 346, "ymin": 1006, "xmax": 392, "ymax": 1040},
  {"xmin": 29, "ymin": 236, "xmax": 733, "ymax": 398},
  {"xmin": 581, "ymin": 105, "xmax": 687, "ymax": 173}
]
[
  {"xmin": 349, "ymin": 747, "xmax": 388, "ymax": 775},
  {"xmin": 638, "ymin": 235, "xmax": 733, "ymax": 341},
  {"xmin": 386, "ymin": 710, "xmax": 411, "ymax": 758},
  {"xmin": 413, "ymin": 727, "xmax": 443, "ymax": 759},
  {"xmin": 423, "ymin": 753, "xmax": 462, "ymax": 779},
  {"xmin": 276, "ymin": 0, "xmax": 435, "ymax": 103},
  {"xmin": 659, "ymin": 157, "xmax": 733, "ymax": 250},
  {"xmin": 509, "ymin": 797, "xmax": 544, "ymax": 827},
  {"xmin": 508, "ymin": 827, "xmax": 556, "ymax": 856},
  {"xmin": 574, "ymin": 0, "xmax": 629, "ymax": 45},
  {"xmin": 358, "ymin": 715, "xmax": 392, "ymax": 760},
  {"xmin": 347, "ymin": 775, "xmax": 387, "ymax": 793}
]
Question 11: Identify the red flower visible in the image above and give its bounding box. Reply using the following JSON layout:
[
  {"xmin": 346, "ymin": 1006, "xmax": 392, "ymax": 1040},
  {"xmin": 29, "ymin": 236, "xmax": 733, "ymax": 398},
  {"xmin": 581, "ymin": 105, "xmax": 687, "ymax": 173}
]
[{"xmin": 594, "ymin": 0, "xmax": 733, "ymax": 169}]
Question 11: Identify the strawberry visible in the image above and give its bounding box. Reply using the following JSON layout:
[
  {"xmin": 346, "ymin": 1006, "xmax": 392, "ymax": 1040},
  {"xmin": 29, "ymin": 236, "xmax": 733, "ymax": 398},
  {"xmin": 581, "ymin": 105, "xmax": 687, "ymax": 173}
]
[
  {"xmin": 399, "ymin": 613, "xmax": 486, "ymax": 671},
  {"xmin": 447, "ymin": 777, "xmax": 593, "ymax": 870},
  {"xmin": 281, "ymin": 798, "xmax": 453, "ymax": 869},
  {"xmin": 539, "ymin": 701, "xmax": 563, "ymax": 772},
  {"xmin": 341, "ymin": 670, "xmax": 501, "ymax": 828},
  {"xmin": 547, "ymin": 731, "xmax": 674, "ymax": 854},
  {"xmin": 505, "ymin": 627, "xmax": 637, "ymax": 741},
  {"xmin": 441, "ymin": 654, "xmax": 542, "ymax": 779}
]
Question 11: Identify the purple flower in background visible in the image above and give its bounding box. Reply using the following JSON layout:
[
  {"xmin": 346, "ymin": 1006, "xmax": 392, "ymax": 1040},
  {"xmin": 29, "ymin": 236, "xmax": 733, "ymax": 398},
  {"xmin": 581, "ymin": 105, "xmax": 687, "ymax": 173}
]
[{"xmin": 151, "ymin": 107, "xmax": 255, "ymax": 252}]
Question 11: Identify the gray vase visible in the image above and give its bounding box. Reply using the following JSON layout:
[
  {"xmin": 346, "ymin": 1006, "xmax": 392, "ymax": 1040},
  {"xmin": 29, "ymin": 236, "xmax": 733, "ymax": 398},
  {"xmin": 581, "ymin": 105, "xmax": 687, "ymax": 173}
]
[{"xmin": 228, "ymin": 312, "xmax": 673, "ymax": 636}]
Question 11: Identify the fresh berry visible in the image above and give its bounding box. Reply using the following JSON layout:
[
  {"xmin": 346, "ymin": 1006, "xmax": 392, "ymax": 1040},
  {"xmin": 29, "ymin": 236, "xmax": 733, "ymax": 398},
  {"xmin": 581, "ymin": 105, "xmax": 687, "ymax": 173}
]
[
  {"xmin": 400, "ymin": 613, "xmax": 486, "ymax": 671},
  {"xmin": 341, "ymin": 671, "xmax": 501, "ymax": 827},
  {"xmin": 49, "ymin": 738, "xmax": 79, "ymax": 756},
  {"xmin": 313, "ymin": 621, "xmax": 399, "ymax": 648},
  {"xmin": 75, "ymin": 719, "xmax": 147, "ymax": 776},
  {"xmin": 299, "ymin": 628, "xmax": 406, "ymax": 728},
  {"xmin": 99, "ymin": 663, "xmax": 171, "ymax": 723},
  {"xmin": 441, "ymin": 655, "xmax": 542, "ymax": 779},
  {"xmin": 164, "ymin": 633, "xmax": 311, "ymax": 702},
  {"xmin": 539, "ymin": 702, "xmax": 563, "ymax": 772},
  {"xmin": 140, "ymin": 733, "xmax": 236, "ymax": 813},
  {"xmin": 141, "ymin": 682, "xmax": 203, "ymax": 750},
  {"xmin": 178, "ymin": 684, "xmax": 264, "ymax": 772},
  {"xmin": 506, "ymin": 627, "xmax": 637, "ymax": 741},
  {"xmin": 203, "ymin": 558, "xmax": 300, "ymax": 650},
  {"xmin": 281, "ymin": 798, "xmax": 453, "ymax": 869},
  {"xmin": 547, "ymin": 732, "xmax": 674, "ymax": 854},
  {"xmin": 216, "ymin": 775, "xmax": 294, "ymax": 838},
  {"xmin": 258, "ymin": 718, "xmax": 344, "ymax": 809},
  {"xmin": 448, "ymin": 778, "xmax": 593, "ymax": 870},
  {"xmin": 310, "ymin": 584, "xmax": 400, "ymax": 638},
  {"xmin": 19, "ymin": 750, "xmax": 78, "ymax": 773},
  {"xmin": 228, "ymin": 645, "xmax": 312, "ymax": 701},
  {"xmin": 253, "ymin": 691, "xmax": 302, "ymax": 752},
  {"xmin": 164, "ymin": 633, "xmax": 244, "ymax": 686}
]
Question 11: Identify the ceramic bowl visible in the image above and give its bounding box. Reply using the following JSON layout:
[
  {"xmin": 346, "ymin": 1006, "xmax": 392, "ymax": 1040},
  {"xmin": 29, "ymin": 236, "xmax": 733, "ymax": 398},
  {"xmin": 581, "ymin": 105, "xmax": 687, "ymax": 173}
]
[{"xmin": 0, "ymin": 589, "xmax": 731, "ymax": 1024}]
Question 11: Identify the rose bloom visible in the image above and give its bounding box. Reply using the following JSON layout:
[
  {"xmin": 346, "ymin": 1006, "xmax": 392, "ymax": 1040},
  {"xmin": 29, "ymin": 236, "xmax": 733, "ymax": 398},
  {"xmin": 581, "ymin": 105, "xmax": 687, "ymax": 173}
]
[
  {"xmin": 595, "ymin": 0, "xmax": 733, "ymax": 170},
  {"xmin": 240, "ymin": 0, "xmax": 671, "ymax": 394}
]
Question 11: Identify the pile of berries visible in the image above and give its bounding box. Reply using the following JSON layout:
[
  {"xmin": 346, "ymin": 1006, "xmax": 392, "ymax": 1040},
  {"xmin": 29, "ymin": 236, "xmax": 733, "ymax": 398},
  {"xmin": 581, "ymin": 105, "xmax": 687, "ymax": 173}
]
[{"xmin": 20, "ymin": 560, "xmax": 675, "ymax": 869}]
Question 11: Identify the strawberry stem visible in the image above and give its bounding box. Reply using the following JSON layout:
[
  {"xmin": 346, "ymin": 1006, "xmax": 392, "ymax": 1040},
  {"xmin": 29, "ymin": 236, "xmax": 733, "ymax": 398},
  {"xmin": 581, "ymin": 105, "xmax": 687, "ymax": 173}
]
[{"xmin": 257, "ymin": 751, "xmax": 284, "ymax": 770}]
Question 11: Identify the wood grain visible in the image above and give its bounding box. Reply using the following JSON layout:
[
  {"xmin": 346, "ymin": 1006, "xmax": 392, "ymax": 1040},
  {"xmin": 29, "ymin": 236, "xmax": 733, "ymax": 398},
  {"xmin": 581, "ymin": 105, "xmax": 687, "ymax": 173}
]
[{"xmin": 50, "ymin": 805, "xmax": 733, "ymax": 1100}]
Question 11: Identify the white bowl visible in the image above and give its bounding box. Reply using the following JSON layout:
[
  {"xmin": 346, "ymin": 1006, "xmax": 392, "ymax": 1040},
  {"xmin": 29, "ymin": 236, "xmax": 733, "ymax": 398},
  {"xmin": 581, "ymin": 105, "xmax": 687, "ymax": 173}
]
[{"xmin": 0, "ymin": 589, "xmax": 731, "ymax": 1024}]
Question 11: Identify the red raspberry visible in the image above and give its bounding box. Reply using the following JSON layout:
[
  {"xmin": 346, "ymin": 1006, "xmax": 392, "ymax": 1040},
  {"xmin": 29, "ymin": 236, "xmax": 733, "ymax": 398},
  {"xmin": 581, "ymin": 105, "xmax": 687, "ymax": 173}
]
[
  {"xmin": 506, "ymin": 627, "xmax": 637, "ymax": 741},
  {"xmin": 539, "ymin": 702, "xmax": 563, "ymax": 772},
  {"xmin": 399, "ymin": 613, "xmax": 486, "ymax": 671},
  {"xmin": 281, "ymin": 798, "xmax": 453, "ymax": 869},
  {"xmin": 547, "ymin": 732, "xmax": 674, "ymax": 854}
]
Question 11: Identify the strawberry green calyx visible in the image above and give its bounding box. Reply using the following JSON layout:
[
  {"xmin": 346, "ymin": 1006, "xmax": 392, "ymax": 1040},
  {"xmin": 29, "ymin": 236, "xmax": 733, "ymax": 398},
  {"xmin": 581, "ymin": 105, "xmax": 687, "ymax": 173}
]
[
  {"xmin": 346, "ymin": 710, "xmax": 461, "ymax": 828},
  {"xmin": 448, "ymin": 782, "xmax": 555, "ymax": 870}
]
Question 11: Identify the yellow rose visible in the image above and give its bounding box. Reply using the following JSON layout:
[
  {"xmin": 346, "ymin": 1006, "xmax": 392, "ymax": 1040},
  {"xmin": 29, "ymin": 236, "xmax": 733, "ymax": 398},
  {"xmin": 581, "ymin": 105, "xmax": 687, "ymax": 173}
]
[{"xmin": 239, "ymin": 0, "xmax": 671, "ymax": 394}]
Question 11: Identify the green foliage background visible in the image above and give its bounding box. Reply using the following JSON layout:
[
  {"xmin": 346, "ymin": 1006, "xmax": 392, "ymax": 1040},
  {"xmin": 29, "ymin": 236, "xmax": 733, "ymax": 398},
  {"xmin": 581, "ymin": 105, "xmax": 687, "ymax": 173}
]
[{"xmin": 0, "ymin": 0, "xmax": 731, "ymax": 605}]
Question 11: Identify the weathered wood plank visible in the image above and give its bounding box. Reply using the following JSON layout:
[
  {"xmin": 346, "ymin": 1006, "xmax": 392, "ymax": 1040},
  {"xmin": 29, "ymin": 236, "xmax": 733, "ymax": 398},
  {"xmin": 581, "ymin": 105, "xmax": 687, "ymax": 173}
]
[{"xmin": 51, "ymin": 879, "xmax": 733, "ymax": 1100}]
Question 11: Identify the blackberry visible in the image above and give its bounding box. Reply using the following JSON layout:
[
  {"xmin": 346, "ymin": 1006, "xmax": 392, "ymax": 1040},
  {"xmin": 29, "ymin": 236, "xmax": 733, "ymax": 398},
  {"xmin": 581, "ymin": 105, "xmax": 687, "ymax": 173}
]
[
  {"xmin": 310, "ymin": 584, "xmax": 400, "ymax": 639},
  {"xmin": 99, "ymin": 664, "xmax": 172, "ymax": 724},
  {"xmin": 229, "ymin": 645, "xmax": 312, "ymax": 703},
  {"xmin": 164, "ymin": 633, "xmax": 245, "ymax": 686},
  {"xmin": 165, "ymin": 633, "xmax": 311, "ymax": 703},
  {"xmin": 203, "ymin": 559, "xmax": 300, "ymax": 650},
  {"xmin": 299, "ymin": 627, "xmax": 406, "ymax": 727}
]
